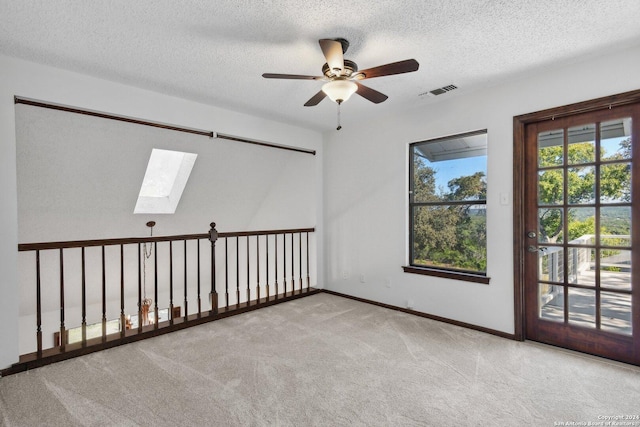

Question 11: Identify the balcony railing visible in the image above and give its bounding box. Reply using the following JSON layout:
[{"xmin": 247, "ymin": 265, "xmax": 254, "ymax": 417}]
[
  {"xmin": 538, "ymin": 234, "xmax": 631, "ymax": 312},
  {"xmin": 9, "ymin": 222, "xmax": 318, "ymax": 374},
  {"xmin": 539, "ymin": 234, "xmax": 631, "ymax": 284}
]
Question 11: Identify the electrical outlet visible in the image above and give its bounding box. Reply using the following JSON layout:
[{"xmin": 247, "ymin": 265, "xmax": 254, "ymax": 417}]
[
  {"xmin": 342, "ymin": 271, "xmax": 349, "ymax": 280},
  {"xmin": 359, "ymin": 274, "xmax": 366, "ymax": 283},
  {"xmin": 384, "ymin": 277, "xmax": 391, "ymax": 288}
]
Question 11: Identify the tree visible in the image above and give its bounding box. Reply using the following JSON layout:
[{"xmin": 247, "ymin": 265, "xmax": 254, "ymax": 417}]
[
  {"xmin": 412, "ymin": 157, "xmax": 487, "ymax": 271},
  {"xmin": 447, "ymin": 172, "xmax": 486, "ymax": 201}
]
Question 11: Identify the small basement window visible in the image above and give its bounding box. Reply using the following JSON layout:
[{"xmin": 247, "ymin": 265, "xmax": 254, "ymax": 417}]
[{"xmin": 134, "ymin": 148, "xmax": 197, "ymax": 214}]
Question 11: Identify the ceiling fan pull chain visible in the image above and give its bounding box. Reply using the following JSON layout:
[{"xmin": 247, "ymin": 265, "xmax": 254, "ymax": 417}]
[{"xmin": 336, "ymin": 102, "xmax": 342, "ymax": 131}]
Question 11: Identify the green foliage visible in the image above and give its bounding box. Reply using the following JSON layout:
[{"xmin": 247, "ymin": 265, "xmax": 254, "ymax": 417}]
[
  {"xmin": 538, "ymin": 138, "xmax": 631, "ymax": 243},
  {"xmin": 567, "ymin": 216, "xmax": 595, "ymax": 242},
  {"xmin": 412, "ymin": 156, "xmax": 486, "ymax": 272},
  {"xmin": 447, "ymin": 172, "xmax": 486, "ymax": 201},
  {"xmin": 412, "ymin": 157, "xmax": 437, "ymax": 202}
]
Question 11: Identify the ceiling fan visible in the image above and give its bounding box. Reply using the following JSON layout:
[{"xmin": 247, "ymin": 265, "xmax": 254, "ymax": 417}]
[{"xmin": 262, "ymin": 38, "xmax": 419, "ymax": 128}]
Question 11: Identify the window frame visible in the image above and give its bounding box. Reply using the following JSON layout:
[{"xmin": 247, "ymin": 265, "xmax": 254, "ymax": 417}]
[{"xmin": 405, "ymin": 129, "xmax": 490, "ymax": 284}]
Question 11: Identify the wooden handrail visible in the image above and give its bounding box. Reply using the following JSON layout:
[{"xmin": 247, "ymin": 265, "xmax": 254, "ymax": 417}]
[{"xmin": 18, "ymin": 227, "xmax": 315, "ymax": 251}]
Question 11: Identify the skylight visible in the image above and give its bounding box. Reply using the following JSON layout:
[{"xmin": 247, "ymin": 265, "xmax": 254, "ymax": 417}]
[{"xmin": 134, "ymin": 149, "xmax": 197, "ymax": 214}]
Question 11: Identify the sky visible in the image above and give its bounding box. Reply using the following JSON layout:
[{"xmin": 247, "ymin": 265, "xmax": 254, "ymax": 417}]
[{"xmin": 429, "ymin": 155, "xmax": 486, "ymax": 195}]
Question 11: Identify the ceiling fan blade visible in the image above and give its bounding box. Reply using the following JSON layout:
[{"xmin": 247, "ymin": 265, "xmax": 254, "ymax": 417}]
[
  {"xmin": 355, "ymin": 83, "xmax": 388, "ymax": 104},
  {"xmin": 357, "ymin": 59, "xmax": 419, "ymax": 79},
  {"xmin": 262, "ymin": 73, "xmax": 323, "ymax": 80},
  {"xmin": 304, "ymin": 90, "xmax": 327, "ymax": 107},
  {"xmin": 319, "ymin": 39, "xmax": 344, "ymax": 74}
]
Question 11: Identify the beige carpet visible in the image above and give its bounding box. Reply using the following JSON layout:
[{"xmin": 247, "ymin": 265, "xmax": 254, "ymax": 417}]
[{"xmin": 1, "ymin": 293, "xmax": 639, "ymax": 426}]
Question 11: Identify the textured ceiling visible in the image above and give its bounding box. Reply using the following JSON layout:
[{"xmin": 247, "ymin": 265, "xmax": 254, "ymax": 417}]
[{"xmin": 2, "ymin": 0, "xmax": 640, "ymax": 132}]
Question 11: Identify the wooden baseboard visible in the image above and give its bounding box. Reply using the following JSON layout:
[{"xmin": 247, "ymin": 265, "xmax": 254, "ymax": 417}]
[{"xmin": 320, "ymin": 289, "xmax": 517, "ymax": 340}]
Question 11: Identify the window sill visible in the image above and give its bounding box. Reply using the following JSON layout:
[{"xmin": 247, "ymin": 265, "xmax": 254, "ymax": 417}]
[{"xmin": 402, "ymin": 265, "xmax": 490, "ymax": 285}]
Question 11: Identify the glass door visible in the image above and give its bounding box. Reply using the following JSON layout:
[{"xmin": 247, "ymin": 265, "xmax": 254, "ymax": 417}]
[{"xmin": 524, "ymin": 104, "xmax": 639, "ymax": 365}]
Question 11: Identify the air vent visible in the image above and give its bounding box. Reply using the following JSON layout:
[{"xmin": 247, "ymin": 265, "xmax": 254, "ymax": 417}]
[{"xmin": 428, "ymin": 84, "xmax": 457, "ymax": 96}]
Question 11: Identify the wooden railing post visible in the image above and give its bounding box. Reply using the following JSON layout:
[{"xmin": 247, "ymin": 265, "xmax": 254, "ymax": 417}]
[
  {"xmin": 236, "ymin": 237, "xmax": 240, "ymax": 308},
  {"xmin": 291, "ymin": 233, "xmax": 295, "ymax": 294},
  {"xmin": 137, "ymin": 243, "xmax": 142, "ymax": 334},
  {"xmin": 101, "ymin": 246, "xmax": 107, "ymax": 342},
  {"xmin": 183, "ymin": 240, "xmax": 188, "ymax": 322},
  {"xmin": 59, "ymin": 248, "xmax": 66, "ymax": 350},
  {"xmin": 246, "ymin": 236, "xmax": 251, "ymax": 306},
  {"xmin": 197, "ymin": 239, "xmax": 202, "ymax": 317},
  {"xmin": 265, "ymin": 235, "xmax": 270, "ymax": 301},
  {"xmin": 306, "ymin": 232, "xmax": 310, "ymax": 290},
  {"xmin": 35, "ymin": 250, "xmax": 42, "ymax": 358},
  {"xmin": 255, "ymin": 235, "xmax": 260, "ymax": 303},
  {"xmin": 209, "ymin": 222, "xmax": 219, "ymax": 314},
  {"xmin": 274, "ymin": 234, "xmax": 279, "ymax": 298},
  {"xmin": 169, "ymin": 241, "xmax": 174, "ymax": 325},
  {"xmin": 154, "ymin": 242, "xmax": 159, "ymax": 329},
  {"xmin": 225, "ymin": 237, "xmax": 229, "ymax": 309},
  {"xmin": 81, "ymin": 247, "xmax": 87, "ymax": 346},
  {"xmin": 120, "ymin": 244, "xmax": 125, "ymax": 338}
]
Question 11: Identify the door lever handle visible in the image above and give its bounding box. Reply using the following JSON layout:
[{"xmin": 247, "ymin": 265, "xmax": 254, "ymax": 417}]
[{"xmin": 528, "ymin": 245, "xmax": 545, "ymax": 253}]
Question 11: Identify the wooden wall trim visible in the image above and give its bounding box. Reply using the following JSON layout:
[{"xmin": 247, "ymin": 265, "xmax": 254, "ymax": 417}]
[
  {"xmin": 514, "ymin": 89, "xmax": 640, "ymax": 124},
  {"xmin": 512, "ymin": 115, "xmax": 526, "ymax": 341}
]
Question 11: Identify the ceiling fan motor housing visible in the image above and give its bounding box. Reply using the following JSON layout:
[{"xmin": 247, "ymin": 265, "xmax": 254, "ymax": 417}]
[{"xmin": 322, "ymin": 59, "xmax": 358, "ymax": 78}]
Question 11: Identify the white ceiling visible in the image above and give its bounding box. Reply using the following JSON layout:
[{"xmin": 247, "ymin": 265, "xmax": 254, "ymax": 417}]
[{"xmin": 2, "ymin": 0, "xmax": 640, "ymax": 132}]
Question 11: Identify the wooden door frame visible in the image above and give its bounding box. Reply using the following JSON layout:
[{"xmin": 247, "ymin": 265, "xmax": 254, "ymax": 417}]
[{"xmin": 513, "ymin": 88, "xmax": 640, "ymax": 341}]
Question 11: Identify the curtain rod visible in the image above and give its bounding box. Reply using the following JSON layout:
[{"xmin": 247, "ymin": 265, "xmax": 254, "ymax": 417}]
[
  {"xmin": 214, "ymin": 132, "xmax": 316, "ymax": 155},
  {"xmin": 15, "ymin": 96, "xmax": 213, "ymax": 137},
  {"xmin": 14, "ymin": 97, "xmax": 316, "ymax": 155}
]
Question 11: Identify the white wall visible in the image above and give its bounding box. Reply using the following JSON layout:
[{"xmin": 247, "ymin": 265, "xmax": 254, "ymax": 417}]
[
  {"xmin": 323, "ymin": 44, "xmax": 640, "ymax": 334},
  {"xmin": 0, "ymin": 54, "xmax": 324, "ymax": 370}
]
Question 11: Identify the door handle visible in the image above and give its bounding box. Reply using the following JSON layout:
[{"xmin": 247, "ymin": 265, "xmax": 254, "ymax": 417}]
[{"xmin": 528, "ymin": 245, "xmax": 543, "ymax": 253}]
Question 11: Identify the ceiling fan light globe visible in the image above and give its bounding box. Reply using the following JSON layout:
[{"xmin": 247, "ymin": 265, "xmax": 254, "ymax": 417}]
[{"xmin": 322, "ymin": 80, "xmax": 357, "ymax": 104}]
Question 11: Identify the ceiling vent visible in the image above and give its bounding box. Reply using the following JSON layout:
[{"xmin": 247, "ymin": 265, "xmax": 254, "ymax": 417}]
[{"xmin": 429, "ymin": 84, "xmax": 457, "ymax": 96}]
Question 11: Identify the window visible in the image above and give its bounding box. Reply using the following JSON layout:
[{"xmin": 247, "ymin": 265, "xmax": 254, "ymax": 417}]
[{"xmin": 406, "ymin": 130, "xmax": 488, "ymax": 283}]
